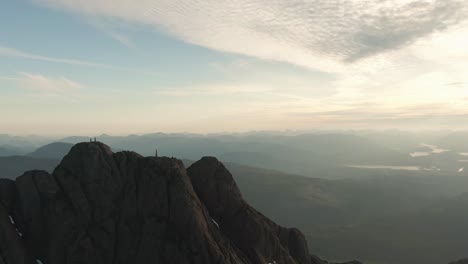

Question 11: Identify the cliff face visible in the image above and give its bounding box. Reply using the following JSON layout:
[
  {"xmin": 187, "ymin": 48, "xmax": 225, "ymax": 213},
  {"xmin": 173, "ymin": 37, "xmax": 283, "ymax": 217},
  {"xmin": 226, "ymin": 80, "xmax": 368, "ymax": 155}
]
[
  {"xmin": 0, "ymin": 142, "xmax": 360, "ymax": 264},
  {"xmin": 450, "ymin": 259, "xmax": 468, "ymax": 264}
]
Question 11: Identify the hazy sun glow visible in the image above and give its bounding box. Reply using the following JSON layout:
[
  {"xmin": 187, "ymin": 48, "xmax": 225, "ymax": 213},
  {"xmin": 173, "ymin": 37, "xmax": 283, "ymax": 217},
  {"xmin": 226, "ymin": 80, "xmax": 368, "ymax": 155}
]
[{"xmin": 1, "ymin": 0, "xmax": 468, "ymax": 135}]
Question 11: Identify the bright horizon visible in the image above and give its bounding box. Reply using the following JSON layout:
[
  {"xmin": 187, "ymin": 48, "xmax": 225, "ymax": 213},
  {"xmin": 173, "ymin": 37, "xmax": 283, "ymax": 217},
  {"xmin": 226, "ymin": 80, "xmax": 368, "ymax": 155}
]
[
  {"xmin": 3, "ymin": 129, "xmax": 468, "ymax": 139},
  {"xmin": 1, "ymin": 0, "xmax": 468, "ymax": 135}
]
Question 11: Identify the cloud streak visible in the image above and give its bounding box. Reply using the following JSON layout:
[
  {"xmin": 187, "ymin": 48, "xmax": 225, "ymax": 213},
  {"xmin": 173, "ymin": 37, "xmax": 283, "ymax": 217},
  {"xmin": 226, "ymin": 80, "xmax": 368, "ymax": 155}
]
[
  {"xmin": 84, "ymin": 19, "xmax": 136, "ymax": 48},
  {"xmin": 0, "ymin": 76, "xmax": 19, "ymax": 81},
  {"xmin": 5, "ymin": 72, "xmax": 85, "ymax": 92},
  {"xmin": 1, "ymin": 72, "xmax": 87, "ymax": 97},
  {"xmin": 33, "ymin": 0, "xmax": 468, "ymax": 71},
  {"xmin": 0, "ymin": 45, "xmax": 155, "ymax": 75},
  {"xmin": 0, "ymin": 45, "xmax": 109, "ymax": 67}
]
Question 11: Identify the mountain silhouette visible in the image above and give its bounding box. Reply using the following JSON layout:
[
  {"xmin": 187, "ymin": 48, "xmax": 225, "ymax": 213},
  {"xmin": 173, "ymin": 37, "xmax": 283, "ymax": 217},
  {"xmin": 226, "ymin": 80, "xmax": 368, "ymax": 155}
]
[
  {"xmin": 0, "ymin": 142, "xmax": 360, "ymax": 264},
  {"xmin": 27, "ymin": 142, "xmax": 74, "ymax": 159}
]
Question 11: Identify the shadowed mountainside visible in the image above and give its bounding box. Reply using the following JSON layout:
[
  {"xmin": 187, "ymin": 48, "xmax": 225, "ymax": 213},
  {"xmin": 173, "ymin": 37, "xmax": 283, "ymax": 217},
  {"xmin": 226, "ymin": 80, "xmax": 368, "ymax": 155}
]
[
  {"xmin": 1, "ymin": 146, "xmax": 468, "ymax": 263},
  {"xmin": 0, "ymin": 156, "xmax": 60, "ymax": 179},
  {"xmin": 0, "ymin": 142, "xmax": 360, "ymax": 264},
  {"xmin": 26, "ymin": 142, "xmax": 74, "ymax": 160},
  {"xmin": 227, "ymin": 163, "xmax": 468, "ymax": 264},
  {"xmin": 0, "ymin": 146, "xmax": 22, "ymax": 157}
]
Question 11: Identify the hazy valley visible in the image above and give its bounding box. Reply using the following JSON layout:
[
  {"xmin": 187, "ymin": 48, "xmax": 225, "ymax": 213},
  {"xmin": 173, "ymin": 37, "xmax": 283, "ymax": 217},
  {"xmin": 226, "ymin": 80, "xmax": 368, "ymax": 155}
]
[{"xmin": 2, "ymin": 131, "xmax": 468, "ymax": 264}]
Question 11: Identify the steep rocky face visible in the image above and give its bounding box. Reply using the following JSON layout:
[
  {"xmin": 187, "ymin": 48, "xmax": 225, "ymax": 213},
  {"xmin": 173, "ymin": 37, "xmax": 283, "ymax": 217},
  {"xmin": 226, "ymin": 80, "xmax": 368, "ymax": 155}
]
[
  {"xmin": 188, "ymin": 157, "xmax": 309, "ymax": 264},
  {"xmin": 0, "ymin": 142, "xmax": 360, "ymax": 264},
  {"xmin": 449, "ymin": 259, "xmax": 468, "ymax": 264}
]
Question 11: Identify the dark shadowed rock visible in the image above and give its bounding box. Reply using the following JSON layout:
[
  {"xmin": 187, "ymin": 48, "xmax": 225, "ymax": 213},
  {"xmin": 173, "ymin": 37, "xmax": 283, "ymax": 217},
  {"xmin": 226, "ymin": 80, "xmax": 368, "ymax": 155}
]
[
  {"xmin": 450, "ymin": 259, "xmax": 468, "ymax": 264},
  {"xmin": 0, "ymin": 179, "xmax": 15, "ymax": 213},
  {"xmin": 188, "ymin": 157, "xmax": 295, "ymax": 263},
  {"xmin": 187, "ymin": 157, "xmax": 362, "ymax": 264},
  {"xmin": 0, "ymin": 142, "xmax": 361, "ymax": 264},
  {"xmin": 0, "ymin": 204, "xmax": 35, "ymax": 264},
  {"xmin": 0, "ymin": 178, "xmax": 34, "ymax": 264}
]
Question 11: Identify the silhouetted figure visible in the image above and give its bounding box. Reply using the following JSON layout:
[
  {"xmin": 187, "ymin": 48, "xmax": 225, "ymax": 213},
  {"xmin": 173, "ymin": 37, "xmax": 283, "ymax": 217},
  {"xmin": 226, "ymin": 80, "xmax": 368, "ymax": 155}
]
[
  {"xmin": 155, "ymin": 148, "xmax": 158, "ymax": 158},
  {"xmin": 94, "ymin": 137, "xmax": 96, "ymax": 142}
]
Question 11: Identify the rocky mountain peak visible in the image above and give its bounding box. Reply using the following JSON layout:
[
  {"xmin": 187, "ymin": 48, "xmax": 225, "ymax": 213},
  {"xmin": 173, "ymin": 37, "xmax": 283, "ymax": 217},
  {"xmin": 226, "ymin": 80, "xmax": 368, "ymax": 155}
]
[{"xmin": 0, "ymin": 142, "xmax": 361, "ymax": 264}]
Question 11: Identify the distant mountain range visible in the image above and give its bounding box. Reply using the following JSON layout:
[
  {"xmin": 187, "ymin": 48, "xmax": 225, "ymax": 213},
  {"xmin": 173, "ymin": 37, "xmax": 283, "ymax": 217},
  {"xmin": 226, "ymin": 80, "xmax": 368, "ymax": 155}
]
[
  {"xmin": 3, "ymin": 131, "xmax": 468, "ymax": 177},
  {"xmin": 1, "ymin": 133, "xmax": 468, "ymax": 264},
  {"xmin": 1, "ymin": 140, "xmax": 468, "ymax": 263},
  {"xmin": 0, "ymin": 145, "xmax": 22, "ymax": 156},
  {"xmin": 26, "ymin": 142, "xmax": 74, "ymax": 159},
  {"xmin": 0, "ymin": 156, "xmax": 60, "ymax": 179}
]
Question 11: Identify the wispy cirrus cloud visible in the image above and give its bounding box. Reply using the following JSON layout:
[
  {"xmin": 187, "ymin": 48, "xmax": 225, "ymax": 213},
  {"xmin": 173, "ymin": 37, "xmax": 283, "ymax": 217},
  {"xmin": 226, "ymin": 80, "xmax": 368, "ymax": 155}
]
[
  {"xmin": 0, "ymin": 45, "xmax": 154, "ymax": 75},
  {"xmin": 18, "ymin": 72, "xmax": 84, "ymax": 92},
  {"xmin": 4, "ymin": 0, "xmax": 466, "ymax": 133},
  {"xmin": 154, "ymin": 83, "xmax": 283, "ymax": 98},
  {"xmin": 84, "ymin": 19, "xmax": 136, "ymax": 48},
  {"xmin": 32, "ymin": 0, "xmax": 468, "ymax": 72},
  {"xmin": 0, "ymin": 45, "xmax": 110, "ymax": 67},
  {"xmin": 104, "ymin": 30, "xmax": 134, "ymax": 48},
  {"xmin": 0, "ymin": 76, "xmax": 19, "ymax": 81},
  {"xmin": 2, "ymin": 72, "xmax": 84, "ymax": 92},
  {"xmin": 282, "ymin": 101, "xmax": 468, "ymax": 130}
]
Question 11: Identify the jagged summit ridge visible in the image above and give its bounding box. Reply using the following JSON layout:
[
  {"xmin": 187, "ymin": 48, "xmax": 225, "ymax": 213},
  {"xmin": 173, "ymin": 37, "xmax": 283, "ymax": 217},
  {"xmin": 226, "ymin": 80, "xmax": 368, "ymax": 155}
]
[{"xmin": 0, "ymin": 142, "xmax": 360, "ymax": 264}]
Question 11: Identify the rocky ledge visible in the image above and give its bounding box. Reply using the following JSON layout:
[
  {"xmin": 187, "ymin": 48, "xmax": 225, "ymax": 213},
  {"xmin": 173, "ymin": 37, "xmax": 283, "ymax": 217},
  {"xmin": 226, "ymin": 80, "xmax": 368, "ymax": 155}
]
[
  {"xmin": 450, "ymin": 259, "xmax": 468, "ymax": 264},
  {"xmin": 0, "ymin": 142, "xmax": 361, "ymax": 264}
]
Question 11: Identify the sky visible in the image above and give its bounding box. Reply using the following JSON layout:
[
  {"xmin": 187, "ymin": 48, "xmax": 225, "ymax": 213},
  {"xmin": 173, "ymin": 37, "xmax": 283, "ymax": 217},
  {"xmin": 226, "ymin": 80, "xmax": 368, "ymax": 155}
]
[{"xmin": 1, "ymin": 0, "xmax": 468, "ymax": 135}]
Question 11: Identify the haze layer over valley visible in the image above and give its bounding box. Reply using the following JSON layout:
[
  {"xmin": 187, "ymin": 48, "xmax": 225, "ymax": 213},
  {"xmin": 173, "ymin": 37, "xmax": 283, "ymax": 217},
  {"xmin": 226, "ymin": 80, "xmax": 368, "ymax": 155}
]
[{"xmin": 2, "ymin": 130, "xmax": 468, "ymax": 264}]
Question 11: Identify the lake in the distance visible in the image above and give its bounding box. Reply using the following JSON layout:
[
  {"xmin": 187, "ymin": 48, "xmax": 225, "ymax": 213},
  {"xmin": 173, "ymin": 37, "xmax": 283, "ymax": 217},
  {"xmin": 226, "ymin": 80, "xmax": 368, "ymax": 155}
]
[
  {"xmin": 348, "ymin": 165, "xmax": 422, "ymax": 171},
  {"xmin": 409, "ymin": 143, "xmax": 449, "ymax": 157}
]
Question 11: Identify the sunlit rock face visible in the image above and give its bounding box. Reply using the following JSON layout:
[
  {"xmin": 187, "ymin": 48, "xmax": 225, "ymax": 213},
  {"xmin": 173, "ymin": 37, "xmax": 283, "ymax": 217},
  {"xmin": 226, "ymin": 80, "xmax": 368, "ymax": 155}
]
[{"xmin": 0, "ymin": 142, "xmax": 361, "ymax": 264}]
